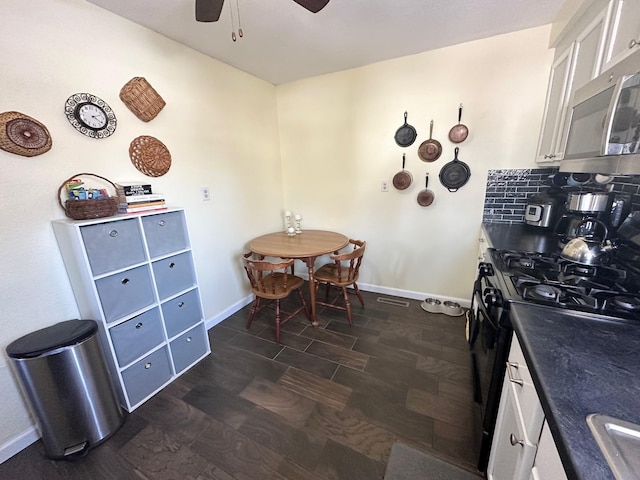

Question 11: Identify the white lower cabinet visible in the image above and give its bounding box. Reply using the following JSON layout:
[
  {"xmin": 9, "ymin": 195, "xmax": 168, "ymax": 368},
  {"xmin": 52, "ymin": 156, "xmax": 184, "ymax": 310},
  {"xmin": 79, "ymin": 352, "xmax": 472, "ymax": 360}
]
[
  {"xmin": 488, "ymin": 333, "xmax": 566, "ymax": 480},
  {"xmin": 530, "ymin": 420, "xmax": 569, "ymax": 480},
  {"xmin": 52, "ymin": 208, "xmax": 210, "ymax": 412}
]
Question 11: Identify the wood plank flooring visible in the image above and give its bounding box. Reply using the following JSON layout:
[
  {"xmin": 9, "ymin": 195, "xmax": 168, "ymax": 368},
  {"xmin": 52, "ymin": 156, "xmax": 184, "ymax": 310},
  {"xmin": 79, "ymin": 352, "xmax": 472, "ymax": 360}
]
[{"xmin": 0, "ymin": 289, "xmax": 481, "ymax": 479}]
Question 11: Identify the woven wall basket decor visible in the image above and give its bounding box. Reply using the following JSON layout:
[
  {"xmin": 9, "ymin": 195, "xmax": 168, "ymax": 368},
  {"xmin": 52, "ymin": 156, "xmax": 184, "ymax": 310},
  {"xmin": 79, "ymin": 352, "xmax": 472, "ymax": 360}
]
[
  {"xmin": 0, "ymin": 111, "xmax": 52, "ymax": 157},
  {"xmin": 129, "ymin": 135, "xmax": 171, "ymax": 177},
  {"xmin": 119, "ymin": 77, "xmax": 166, "ymax": 122}
]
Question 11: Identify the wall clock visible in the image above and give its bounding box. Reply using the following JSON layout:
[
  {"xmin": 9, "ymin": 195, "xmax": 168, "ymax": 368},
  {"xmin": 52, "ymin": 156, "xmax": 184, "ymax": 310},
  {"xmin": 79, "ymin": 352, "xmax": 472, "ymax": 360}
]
[{"xmin": 64, "ymin": 93, "xmax": 117, "ymax": 139}]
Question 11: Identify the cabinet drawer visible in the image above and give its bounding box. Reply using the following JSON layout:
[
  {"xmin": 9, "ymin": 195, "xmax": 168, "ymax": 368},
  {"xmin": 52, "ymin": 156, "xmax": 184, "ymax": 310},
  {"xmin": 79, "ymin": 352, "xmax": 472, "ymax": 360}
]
[
  {"xmin": 96, "ymin": 265, "xmax": 156, "ymax": 323},
  {"xmin": 110, "ymin": 308, "xmax": 165, "ymax": 367},
  {"xmin": 170, "ymin": 323, "xmax": 209, "ymax": 374},
  {"xmin": 81, "ymin": 218, "xmax": 146, "ymax": 275},
  {"xmin": 506, "ymin": 369, "xmax": 545, "ymax": 443},
  {"xmin": 162, "ymin": 289, "xmax": 202, "ymax": 337},
  {"xmin": 121, "ymin": 347, "xmax": 172, "ymax": 407},
  {"xmin": 142, "ymin": 211, "xmax": 189, "ymax": 258},
  {"xmin": 507, "ymin": 336, "xmax": 544, "ymax": 442},
  {"xmin": 488, "ymin": 380, "xmax": 537, "ymax": 480},
  {"xmin": 152, "ymin": 251, "xmax": 196, "ymax": 299}
]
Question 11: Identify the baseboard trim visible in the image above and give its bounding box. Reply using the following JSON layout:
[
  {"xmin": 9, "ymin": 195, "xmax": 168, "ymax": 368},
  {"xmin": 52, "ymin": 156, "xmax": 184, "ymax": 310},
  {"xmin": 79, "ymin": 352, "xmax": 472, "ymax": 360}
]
[
  {"xmin": 0, "ymin": 426, "xmax": 38, "ymax": 464},
  {"xmin": 356, "ymin": 282, "xmax": 471, "ymax": 309},
  {"xmin": 204, "ymin": 294, "xmax": 253, "ymax": 330},
  {"xmin": 203, "ymin": 284, "xmax": 470, "ymax": 332}
]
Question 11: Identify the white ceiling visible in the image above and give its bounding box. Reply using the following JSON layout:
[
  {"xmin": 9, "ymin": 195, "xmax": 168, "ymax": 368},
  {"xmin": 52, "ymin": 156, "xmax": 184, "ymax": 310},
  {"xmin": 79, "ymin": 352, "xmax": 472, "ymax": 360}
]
[{"xmin": 87, "ymin": 0, "xmax": 567, "ymax": 85}]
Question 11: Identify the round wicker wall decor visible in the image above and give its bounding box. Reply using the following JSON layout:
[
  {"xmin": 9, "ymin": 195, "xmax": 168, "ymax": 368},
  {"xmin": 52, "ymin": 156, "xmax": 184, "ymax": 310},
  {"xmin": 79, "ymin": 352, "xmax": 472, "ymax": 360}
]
[
  {"xmin": 129, "ymin": 135, "xmax": 171, "ymax": 177},
  {"xmin": 0, "ymin": 111, "xmax": 52, "ymax": 157}
]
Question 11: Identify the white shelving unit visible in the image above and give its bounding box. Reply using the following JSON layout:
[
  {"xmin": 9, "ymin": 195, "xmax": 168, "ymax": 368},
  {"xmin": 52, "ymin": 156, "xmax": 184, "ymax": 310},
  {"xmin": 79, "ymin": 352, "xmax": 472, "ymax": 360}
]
[{"xmin": 52, "ymin": 208, "xmax": 210, "ymax": 412}]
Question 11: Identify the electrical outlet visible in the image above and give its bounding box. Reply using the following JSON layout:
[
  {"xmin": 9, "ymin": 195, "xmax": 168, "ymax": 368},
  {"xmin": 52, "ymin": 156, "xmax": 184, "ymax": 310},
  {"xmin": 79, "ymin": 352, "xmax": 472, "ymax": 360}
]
[
  {"xmin": 381, "ymin": 180, "xmax": 389, "ymax": 192},
  {"xmin": 201, "ymin": 186, "xmax": 211, "ymax": 202}
]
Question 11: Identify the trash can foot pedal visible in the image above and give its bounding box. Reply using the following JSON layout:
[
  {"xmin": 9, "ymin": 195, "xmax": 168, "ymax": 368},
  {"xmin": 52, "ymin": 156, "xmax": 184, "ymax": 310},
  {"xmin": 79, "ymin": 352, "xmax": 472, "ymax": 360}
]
[{"xmin": 64, "ymin": 441, "xmax": 89, "ymax": 460}]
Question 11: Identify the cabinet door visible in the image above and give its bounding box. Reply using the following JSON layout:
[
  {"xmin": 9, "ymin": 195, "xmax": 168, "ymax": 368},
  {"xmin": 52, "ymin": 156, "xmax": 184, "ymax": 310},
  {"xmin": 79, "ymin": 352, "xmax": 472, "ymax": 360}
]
[
  {"xmin": 110, "ymin": 307, "xmax": 165, "ymax": 367},
  {"xmin": 536, "ymin": 44, "xmax": 575, "ymax": 163},
  {"xmin": 142, "ymin": 211, "xmax": 189, "ymax": 258},
  {"xmin": 603, "ymin": 0, "xmax": 640, "ymax": 69},
  {"xmin": 95, "ymin": 264, "xmax": 156, "ymax": 323},
  {"xmin": 487, "ymin": 382, "xmax": 537, "ymax": 480},
  {"xmin": 162, "ymin": 289, "xmax": 203, "ymax": 338},
  {"xmin": 556, "ymin": 7, "xmax": 612, "ymax": 150},
  {"xmin": 152, "ymin": 251, "xmax": 197, "ymax": 299},
  {"xmin": 531, "ymin": 421, "xmax": 568, "ymax": 480},
  {"xmin": 478, "ymin": 229, "xmax": 489, "ymax": 264},
  {"xmin": 170, "ymin": 323, "xmax": 209, "ymax": 374},
  {"xmin": 121, "ymin": 346, "xmax": 172, "ymax": 407},
  {"xmin": 80, "ymin": 218, "xmax": 146, "ymax": 275}
]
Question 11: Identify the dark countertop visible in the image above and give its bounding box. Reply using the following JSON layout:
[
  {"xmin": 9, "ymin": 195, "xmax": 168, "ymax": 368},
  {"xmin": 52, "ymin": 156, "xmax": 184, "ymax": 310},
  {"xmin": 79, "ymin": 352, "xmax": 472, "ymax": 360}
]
[
  {"xmin": 510, "ymin": 303, "xmax": 640, "ymax": 480},
  {"xmin": 482, "ymin": 222, "xmax": 559, "ymax": 253}
]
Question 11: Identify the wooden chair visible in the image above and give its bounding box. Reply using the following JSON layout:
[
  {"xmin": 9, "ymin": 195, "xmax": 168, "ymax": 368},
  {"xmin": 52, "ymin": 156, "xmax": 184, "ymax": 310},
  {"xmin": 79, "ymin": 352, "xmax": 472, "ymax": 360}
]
[
  {"xmin": 241, "ymin": 252, "xmax": 310, "ymax": 343},
  {"xmin": 313, "ymin": 239, "xmax": 366, "ymax": 324}
]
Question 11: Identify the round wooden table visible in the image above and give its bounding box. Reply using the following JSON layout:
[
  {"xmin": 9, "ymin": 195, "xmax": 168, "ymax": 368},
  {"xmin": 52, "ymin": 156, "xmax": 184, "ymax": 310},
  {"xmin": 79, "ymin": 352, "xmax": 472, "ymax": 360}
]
[{"xmin": 247, "ymin": 230, "xmax": 349, "ymax": 325}]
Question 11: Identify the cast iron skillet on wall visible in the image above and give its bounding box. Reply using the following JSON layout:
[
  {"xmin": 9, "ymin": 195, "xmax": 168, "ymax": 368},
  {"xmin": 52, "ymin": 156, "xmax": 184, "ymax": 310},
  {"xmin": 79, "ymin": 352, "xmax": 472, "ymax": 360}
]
[
  {"xmin": 439, "ymin": 147, "xmax": 470, "ymax": 192},
  {"xmin": 394, "ymin": 112, "xmax": 418, "ymax": 147},
  {"xmin": 196, "ymin": 0, "xmax": 330, "ymax": 21}
]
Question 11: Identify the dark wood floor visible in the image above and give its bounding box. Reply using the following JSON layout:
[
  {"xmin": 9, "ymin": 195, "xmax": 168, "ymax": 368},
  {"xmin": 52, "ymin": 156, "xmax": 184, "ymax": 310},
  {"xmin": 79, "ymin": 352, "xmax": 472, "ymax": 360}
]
[{"xmin": 0, "ymin": 288, "xmax": 481, "ymax": 479}]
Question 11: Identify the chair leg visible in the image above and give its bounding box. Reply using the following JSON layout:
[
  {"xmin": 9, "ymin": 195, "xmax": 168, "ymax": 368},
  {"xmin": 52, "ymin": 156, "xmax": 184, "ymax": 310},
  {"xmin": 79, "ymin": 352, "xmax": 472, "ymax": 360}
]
[
  {"xmin": 324, "ymin": 282, "xmax": 331, "ymax": 301},
  {"xmin": 275, "ymin": 299, "xmax": 281, "ymax": 344},
  {"xmin": 297, "ymin": 288, "xmax": 312, "ymax": 322},
  {"xmin": 246, "ymin": 297, "xmax": 260, "ymax": 331},
  {"xmin": 342, "ymin": 287, "xmax": 353, "ymax": 325},
  {"xmin": 353, "ymin": 282, "xmax": 365, "ymax": 306}
]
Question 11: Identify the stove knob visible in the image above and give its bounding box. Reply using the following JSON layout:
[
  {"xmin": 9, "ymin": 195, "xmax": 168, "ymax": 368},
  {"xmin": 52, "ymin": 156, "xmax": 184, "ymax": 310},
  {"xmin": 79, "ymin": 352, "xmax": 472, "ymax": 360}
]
[
  {"xmin": 484, "ymin": 288, "xmax": 503, "ymax": 307},
  {"xmin": 478, "ymin": 262, "xmax": 494, "ymax": 277}
]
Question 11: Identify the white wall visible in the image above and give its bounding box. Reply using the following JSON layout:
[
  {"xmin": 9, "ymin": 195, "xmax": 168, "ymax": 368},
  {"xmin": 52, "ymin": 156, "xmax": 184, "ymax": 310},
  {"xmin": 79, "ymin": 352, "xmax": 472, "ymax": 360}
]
[
  {"xmin": 276, "ymin": 25, "xmax": 554, "ymax": 301},
  {"xmin": 0, "ymin": 0, "xmax": 555, "ymax": 461},
  {"xmin": 0, "ymin": 0, "xmax": 283, "ymax": 457}
]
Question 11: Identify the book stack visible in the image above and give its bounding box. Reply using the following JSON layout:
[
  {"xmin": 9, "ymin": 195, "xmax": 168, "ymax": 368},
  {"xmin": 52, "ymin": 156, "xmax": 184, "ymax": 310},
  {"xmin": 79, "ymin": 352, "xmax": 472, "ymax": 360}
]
[{"xmin": 116, "ymin": 182, "xmax": 166, "ymax": 214}]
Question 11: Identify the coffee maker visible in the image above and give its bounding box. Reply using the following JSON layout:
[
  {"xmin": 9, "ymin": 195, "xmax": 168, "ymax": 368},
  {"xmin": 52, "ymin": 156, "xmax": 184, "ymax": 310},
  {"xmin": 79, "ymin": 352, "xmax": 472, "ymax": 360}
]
[{"xmin": 554, "ymin": 192, "xmax": 612, "ymax": 244}]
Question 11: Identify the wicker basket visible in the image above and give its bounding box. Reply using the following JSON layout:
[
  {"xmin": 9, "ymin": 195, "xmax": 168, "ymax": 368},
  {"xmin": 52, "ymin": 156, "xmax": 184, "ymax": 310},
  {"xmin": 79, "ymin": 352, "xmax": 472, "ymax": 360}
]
[
  {"xmin": 58, "ymin": 173, "xmax": 119, "ymax": 220},
  {"xmin": 119, "ymin": 77, "xmax": 166, "ymax": 122},
  {"xmin": 0, "ymin": 111, "xmax": 52, "ymax": 157},
  {"xmin": 129, "ymin": 135, "xmax": 171, "ymax": 177}
]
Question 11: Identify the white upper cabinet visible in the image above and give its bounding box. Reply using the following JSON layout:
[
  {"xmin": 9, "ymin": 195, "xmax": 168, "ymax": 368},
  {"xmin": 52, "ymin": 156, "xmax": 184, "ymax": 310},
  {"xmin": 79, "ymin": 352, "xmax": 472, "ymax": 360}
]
[
  {"xmin": 602, "ymin": 0, "xmax": 640, "ymax": 69},
  {"xmin": 536, "ymin": 3, "xmax": 612, "ymax": 163},
  {"xmin": 536, "ymin": 44, "xmax": 575, "ymax": 163}
]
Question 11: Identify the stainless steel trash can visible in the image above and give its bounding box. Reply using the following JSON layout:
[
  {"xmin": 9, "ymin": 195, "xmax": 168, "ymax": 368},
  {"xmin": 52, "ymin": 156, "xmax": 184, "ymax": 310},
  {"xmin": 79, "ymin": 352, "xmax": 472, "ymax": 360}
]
[{"xmin": 6, "ymin": 319, "xmax": 124, "ymax": 459}]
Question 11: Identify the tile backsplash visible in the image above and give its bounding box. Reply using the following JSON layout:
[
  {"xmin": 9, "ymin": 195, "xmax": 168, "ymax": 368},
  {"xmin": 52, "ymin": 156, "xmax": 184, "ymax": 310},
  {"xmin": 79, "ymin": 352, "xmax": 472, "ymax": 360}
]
[{"xmin": 483, "ymin": 168, "xmax": 640, "ymax": 224}]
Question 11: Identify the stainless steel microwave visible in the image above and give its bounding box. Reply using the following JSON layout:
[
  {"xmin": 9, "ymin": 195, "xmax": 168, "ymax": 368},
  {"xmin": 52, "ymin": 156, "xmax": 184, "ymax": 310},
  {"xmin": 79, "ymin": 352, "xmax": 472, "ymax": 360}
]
[{"xmin": 561, "ymin": 50, "xmax": 640, "ymax": 174}]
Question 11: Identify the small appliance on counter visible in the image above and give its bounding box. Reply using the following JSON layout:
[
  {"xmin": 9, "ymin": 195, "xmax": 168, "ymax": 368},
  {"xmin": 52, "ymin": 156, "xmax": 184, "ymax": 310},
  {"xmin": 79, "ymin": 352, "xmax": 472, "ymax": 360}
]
[
  {"xmin": 524, "ymin": 192, "xmax": 564, "ymax": 228},
  {"xmin": 554, "ymin": 191, "xmax": 613, "ymax": 243}
]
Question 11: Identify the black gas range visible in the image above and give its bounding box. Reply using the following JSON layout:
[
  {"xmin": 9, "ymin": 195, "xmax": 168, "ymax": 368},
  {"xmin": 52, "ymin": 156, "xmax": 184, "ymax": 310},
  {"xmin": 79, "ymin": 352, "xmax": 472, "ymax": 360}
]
[
  {"xmin": 469, "ymin": 245, "xmax": 640, "ymax": 473},
  {"xmin": 490, "ymin": 248, "xmax": 640, "ymax": 321}
]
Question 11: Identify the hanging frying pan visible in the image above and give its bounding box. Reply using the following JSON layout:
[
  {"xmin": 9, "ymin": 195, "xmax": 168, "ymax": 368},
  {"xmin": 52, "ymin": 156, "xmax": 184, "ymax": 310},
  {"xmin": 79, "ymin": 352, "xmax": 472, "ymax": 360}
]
[
  {"xmin": 417, "ymin": 174, "xmax": 435, "ymax": 207},
  {"xmin": 448, "ymin": 104, "xmax": 469, "ymax": 143},
  {"xmin": 394, "ymin": 112, "xmax": 417, "ymax": 147},
  {"xmin": 418, "ymin": 120, "xmax": 442, "ymax": 162},
  {"xmin": 439, "ymin": 147, "xmax": 470, "ymax": 192},
  {"xmin": 393, "ymin": 153, "xmax": 413, "ymax": 190}
]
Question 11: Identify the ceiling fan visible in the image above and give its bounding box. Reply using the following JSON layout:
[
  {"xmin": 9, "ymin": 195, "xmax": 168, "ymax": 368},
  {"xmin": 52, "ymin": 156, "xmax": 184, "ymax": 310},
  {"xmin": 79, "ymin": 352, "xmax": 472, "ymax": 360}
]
[{"xmin": 195, "ymin": 0, "xmax": 330, "ymax": 22}]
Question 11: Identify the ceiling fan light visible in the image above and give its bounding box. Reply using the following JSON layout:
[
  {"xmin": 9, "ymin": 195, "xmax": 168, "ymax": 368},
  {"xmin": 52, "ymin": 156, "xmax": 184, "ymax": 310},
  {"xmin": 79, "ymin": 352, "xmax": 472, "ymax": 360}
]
[
  {"xmin": 292, "ymin": 0, "xmax": 330, "ymax": 13},
  {"xmin": 195, "ymin": 0, "xmax": 224, "ymax": 22}
]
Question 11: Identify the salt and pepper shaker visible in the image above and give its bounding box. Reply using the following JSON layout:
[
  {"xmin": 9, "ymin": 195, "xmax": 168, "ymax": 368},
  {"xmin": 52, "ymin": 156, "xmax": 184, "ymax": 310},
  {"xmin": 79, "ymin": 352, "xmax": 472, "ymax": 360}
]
[
  {"xmin": 284, "ymin": 211, "xmax": 292, "ymax": 233},
  {"xmin": 284, "ymin": 210, "xmax": 302, "ymax": 235},
  {"xmin": 294, "ymin": 214, "xmax": 302, "ymax": 234}
]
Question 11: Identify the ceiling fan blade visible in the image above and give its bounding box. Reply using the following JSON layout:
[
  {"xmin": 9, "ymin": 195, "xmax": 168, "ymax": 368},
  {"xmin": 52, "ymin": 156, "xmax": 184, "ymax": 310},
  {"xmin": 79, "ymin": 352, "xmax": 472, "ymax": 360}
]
[
  {"xmin": 292, "ymin": 0, "xmax": 330, "ymax": 13},
  {"xmin": 195, "ymin": 0, "xmax": 224, "ymax": 22}
]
